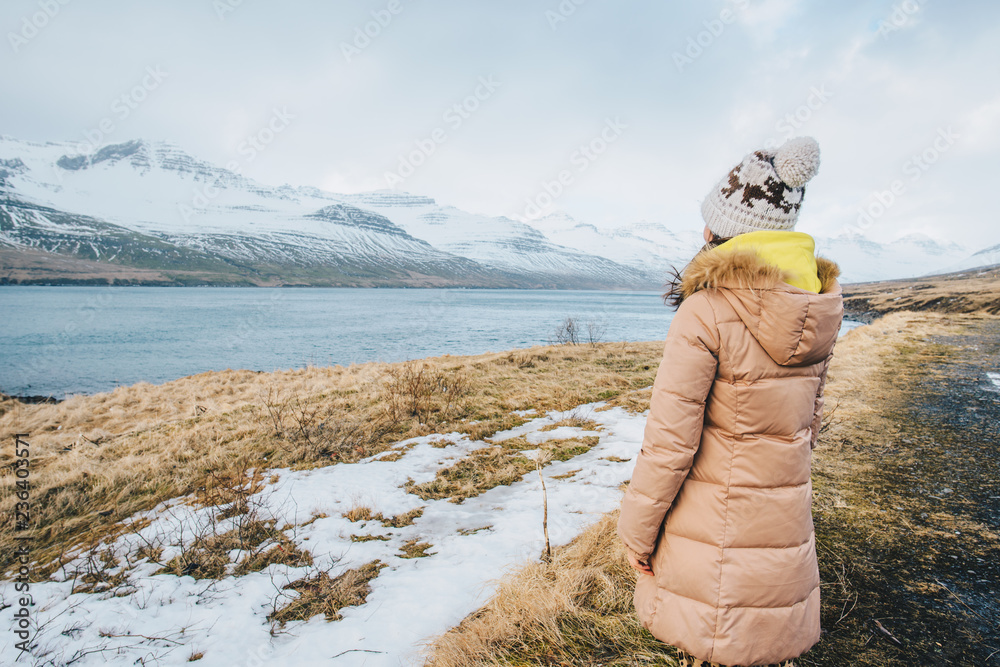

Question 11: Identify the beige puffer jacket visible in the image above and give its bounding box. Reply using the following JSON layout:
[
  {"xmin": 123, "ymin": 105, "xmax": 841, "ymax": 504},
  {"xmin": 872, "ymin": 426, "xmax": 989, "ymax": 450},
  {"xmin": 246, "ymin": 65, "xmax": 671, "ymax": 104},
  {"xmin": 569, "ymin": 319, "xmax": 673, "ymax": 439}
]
[{"xmin": 617, "ymin": 246, "xmax": 843, "ymax": 666}]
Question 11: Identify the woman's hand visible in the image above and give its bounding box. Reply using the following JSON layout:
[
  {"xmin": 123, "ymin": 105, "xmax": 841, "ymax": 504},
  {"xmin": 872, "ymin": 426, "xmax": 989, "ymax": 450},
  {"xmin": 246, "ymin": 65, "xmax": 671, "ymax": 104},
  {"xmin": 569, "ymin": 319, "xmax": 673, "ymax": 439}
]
[{"xmin": 628, "ymin": 551, "xmax": 653, "ymax": 576}]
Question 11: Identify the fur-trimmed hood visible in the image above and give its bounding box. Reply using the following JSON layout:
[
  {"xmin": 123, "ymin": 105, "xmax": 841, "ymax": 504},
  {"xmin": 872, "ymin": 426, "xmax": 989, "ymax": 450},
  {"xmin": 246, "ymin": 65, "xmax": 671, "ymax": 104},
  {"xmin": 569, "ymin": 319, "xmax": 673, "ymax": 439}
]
[
  {"xmin": 678, "ymin": 247, "xmax": 843, "ymax": 367},
  {"xmin": 680, "ymin": 247, "xmax": 841, "ymax": 300}
]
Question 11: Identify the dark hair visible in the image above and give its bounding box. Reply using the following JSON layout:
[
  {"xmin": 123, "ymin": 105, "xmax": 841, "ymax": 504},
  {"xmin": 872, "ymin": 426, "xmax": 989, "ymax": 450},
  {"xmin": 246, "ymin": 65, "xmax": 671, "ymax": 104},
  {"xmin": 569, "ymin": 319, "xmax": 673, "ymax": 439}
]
[{"xmin": 661, "ymin": 236, "xmax": 732, "ymax": 309}]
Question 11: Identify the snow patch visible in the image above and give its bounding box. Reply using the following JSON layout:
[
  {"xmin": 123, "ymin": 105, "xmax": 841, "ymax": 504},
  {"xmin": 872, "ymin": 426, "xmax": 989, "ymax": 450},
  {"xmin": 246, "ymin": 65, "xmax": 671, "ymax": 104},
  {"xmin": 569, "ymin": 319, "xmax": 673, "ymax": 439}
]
[{"xmin": 0, "ymin": 403, "xmax": 646, "ymax": 666}]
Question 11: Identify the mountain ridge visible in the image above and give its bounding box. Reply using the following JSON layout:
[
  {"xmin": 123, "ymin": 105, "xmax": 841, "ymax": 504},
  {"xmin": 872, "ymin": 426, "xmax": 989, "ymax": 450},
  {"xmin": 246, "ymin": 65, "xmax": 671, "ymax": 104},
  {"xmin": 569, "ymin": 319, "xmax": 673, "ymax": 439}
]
[{"xmin": 0, "ymin": 136, "xmax": 991, "ymax": 287}]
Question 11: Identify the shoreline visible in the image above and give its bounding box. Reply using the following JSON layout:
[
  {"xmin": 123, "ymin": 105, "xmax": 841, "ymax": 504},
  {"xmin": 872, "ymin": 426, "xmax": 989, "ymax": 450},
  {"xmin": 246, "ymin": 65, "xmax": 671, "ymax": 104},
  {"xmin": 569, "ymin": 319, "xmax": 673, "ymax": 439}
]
[{"xmin": 3, "ymin": 327, "xmax": 872, "ymax": 404}]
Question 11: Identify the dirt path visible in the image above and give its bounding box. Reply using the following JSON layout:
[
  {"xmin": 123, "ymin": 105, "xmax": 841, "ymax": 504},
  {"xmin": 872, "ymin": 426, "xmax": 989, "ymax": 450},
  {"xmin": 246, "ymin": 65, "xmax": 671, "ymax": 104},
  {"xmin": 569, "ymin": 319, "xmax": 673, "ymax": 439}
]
[{"xmin": 807, "ymin": 314, "xmax": 1000, "ymax": 666}]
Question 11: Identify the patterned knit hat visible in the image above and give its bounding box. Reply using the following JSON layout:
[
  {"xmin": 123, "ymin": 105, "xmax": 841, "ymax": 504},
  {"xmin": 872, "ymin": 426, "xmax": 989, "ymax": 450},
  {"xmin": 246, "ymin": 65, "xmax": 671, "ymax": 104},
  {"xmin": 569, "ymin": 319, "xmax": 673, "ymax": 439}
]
[{"xmin": 701, "ymin": 136, "xmax": 821, "ymax": 239}]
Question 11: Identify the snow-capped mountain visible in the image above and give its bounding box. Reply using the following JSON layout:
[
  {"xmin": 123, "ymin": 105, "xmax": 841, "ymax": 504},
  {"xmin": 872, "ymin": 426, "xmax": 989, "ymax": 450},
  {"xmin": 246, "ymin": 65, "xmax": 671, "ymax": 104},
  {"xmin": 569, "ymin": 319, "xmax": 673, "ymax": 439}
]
[
  {"xmin": 527, "ymin": 212, "xmax": 705, "ymax": 279},
  {"xmin": 0, "ymin": 137, "xmax": 651, "ymax": 288},
  {"xmin": 937, "ymin": 242, "xmax": 1000, "ymax": 275},
  {"xmin": 336, "ymin": 192, "xmax": 649, "ymax": 287},
  {"xmin": 814, "ymin": 232, "xmax": 980, "ymax": 284},
  {"xmin": 0, "ymin": 135, "xmax": 992, "ymax": 287}
]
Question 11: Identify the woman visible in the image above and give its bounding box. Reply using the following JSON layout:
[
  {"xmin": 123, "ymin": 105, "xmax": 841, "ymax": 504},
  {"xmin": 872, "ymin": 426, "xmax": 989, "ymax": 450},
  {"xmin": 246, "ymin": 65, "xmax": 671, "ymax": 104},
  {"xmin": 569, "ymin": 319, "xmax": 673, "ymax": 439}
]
[{"xmin": 617, "ymin": 136, "xmax": 843, "ymax": 667}]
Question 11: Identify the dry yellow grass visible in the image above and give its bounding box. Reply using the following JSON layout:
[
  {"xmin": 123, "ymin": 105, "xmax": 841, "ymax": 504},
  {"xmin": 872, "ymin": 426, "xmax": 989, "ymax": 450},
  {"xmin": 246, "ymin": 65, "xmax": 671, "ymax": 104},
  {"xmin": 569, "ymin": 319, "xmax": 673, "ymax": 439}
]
[
  {"xmin": 383, "ymin": 506, "xmax": 425, "ymax": 528},
  {"xmin": 399, "ymin": 539, "xmax": 435, "ymax": 559},
  {"xmin": 425, "ymin": 512, "xmax": 674, "ymax": 666},
  {"xmin": 0, "ymin": 341, "xmax": 661, "ymax": 578},
  {"xmin": 342, "ymin": 505, "xmax": 425, "ymax": 528},
  {"xmin": 538, "ymin": 417, "xmax": 604, "ymax": 432}
]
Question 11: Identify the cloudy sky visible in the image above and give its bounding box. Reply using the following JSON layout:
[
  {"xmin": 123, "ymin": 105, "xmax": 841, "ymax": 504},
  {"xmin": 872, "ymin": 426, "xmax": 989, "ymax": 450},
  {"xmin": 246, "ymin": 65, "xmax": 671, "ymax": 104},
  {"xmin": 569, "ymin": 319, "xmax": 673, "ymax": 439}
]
[{"xmin": 2, "ymin": 0, "xmax": 999, "ymax": 248}]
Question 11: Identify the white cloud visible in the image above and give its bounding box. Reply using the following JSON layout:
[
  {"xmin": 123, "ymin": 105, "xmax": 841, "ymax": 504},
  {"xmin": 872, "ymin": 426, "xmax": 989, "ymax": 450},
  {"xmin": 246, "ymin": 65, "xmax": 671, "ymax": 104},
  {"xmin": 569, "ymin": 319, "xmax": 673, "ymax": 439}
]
[
  {"xmin": 320, "ymin": 170, "xmax": 387, "ymax": 195},
  {"xmin": 736, "ymin": 0, "xmax": 802, "ymax": 42},
  {"xmin": 0, "ymin": 0, "xmax": 998, "ymax": 249},
  {"xmin": 956, "ymin": 95, "xmax": 1000, "ymax": 155}
]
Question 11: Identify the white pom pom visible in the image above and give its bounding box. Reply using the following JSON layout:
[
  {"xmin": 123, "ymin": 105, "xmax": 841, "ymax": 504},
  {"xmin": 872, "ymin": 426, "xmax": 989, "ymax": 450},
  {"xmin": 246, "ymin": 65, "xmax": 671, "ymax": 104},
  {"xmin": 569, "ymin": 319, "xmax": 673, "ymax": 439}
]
[{"xmin": 773, "ymin": 136, "xmax": 820, "ymax": 188}]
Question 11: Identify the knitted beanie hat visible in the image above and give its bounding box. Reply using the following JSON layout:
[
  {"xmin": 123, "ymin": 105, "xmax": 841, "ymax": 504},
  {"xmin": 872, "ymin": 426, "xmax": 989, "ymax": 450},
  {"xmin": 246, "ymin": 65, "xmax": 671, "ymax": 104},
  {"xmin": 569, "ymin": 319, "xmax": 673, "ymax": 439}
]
[{"xmin": 701, "ymin": 136, "xmax": 821, "ymax": 239}]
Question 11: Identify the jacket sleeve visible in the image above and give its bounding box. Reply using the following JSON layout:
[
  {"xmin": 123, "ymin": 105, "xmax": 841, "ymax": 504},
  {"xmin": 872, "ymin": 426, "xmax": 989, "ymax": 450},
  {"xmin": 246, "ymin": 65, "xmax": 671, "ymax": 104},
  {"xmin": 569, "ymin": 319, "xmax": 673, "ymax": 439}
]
[
  {"xmin": 810, "ymin": 352, "xmax": 834, "ymax": 449},
  {"xmin": 617, "ymin": 293, "xmax": 720, "ymax": 561}
]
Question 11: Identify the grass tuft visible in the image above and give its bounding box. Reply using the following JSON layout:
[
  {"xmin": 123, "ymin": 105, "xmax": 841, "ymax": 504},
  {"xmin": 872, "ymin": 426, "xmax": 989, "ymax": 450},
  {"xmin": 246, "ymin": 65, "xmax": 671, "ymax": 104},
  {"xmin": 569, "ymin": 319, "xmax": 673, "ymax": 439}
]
[
  {"xmin": 268, "ymin": 560, "xmax": 386, "ymax": 625},
  {"xmin": 399, "ymin": 539, "xmax": 434, "ymax": 559},
  {"xmin": 407, "ymin": 437, "xmax": 600, "ymax": 503}
]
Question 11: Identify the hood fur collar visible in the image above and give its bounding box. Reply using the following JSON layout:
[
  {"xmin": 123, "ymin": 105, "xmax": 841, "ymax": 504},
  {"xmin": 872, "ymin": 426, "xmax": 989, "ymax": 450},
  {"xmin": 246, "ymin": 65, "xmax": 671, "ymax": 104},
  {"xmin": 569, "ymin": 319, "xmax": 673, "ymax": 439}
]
[
  {"xmin": 678, "ymin": 247, "xmax": 840, "ymax": 300},
  {"xmin": 674, "ymin": 246, "xmax": 844, "ymax": 367}
]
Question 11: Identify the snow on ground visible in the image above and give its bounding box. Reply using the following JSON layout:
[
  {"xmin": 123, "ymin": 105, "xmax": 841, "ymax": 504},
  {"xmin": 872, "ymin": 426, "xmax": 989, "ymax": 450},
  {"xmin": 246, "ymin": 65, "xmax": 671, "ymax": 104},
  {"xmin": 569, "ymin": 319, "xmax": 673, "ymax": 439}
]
[
  {"xmin": 988, "ymin": 372, "xmax": 1000, "ymax": 391},
  {"xmin": 839, "ymin": 319, "xmax": 865, "ymax": 336},
  {"xmin": 0, "ymin": 403, "xmax": 646, "ymax": 667}
]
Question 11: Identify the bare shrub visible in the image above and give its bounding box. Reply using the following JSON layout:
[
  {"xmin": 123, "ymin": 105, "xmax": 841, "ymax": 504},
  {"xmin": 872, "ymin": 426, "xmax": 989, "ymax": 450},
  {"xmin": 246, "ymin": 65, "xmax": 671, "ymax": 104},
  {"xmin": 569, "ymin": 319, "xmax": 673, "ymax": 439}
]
[
  {"xmin": 158, "ymin": 468, "xmax": 313, "ymax": 579},
  {"xmin": 156, "ymin": 515, "xmax": 311, "ymax": 580},
  {"xmin": 586, "ymin": 319, "xmax": 607, "ymax": 346},
  {"xmin": 294, "ymin": 407, "xmax": 395, "ymax": 463},
  {"xmin": 259, "ymin": 387, "xmax": 399, "ymax": 465},
  {"xmin": 260, "ymin": 386, "xmax": 289, "ymax": 436},
  {"xmin": 380, "ymin": 362, "xmax": 471, "ymax": 423},
  {"xmin": 67, "ymin": 545, "xmax": 132, "ymax": 596},
  {"xmin": 551, "ymin": 317, "xmax": 580, "ymax": 345},
  {"xmin": 197, "ymin": 460, "xmax": 267, "ymax": 517}
]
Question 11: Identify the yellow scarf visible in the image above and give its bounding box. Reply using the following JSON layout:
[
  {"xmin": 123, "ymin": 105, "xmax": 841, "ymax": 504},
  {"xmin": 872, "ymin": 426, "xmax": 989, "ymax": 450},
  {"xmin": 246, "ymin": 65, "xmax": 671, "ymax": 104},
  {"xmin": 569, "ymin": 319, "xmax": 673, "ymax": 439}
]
[{"xmin": 714, "ymin": 230, "xmax": 822, "ymax": 293}]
